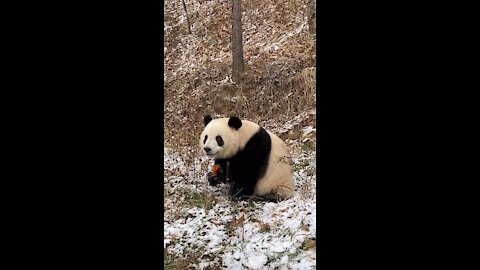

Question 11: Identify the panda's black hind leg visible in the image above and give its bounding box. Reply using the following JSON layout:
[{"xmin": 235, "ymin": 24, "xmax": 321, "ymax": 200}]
[
  {"xmin": 233, "ymin": 194, "xmax": 283, "ymax": 202},
  {"xmin": 263, "ymin": 193, "xmax": 283, "ymax": 202},
  {"xmin": 230, "ymin": 189, "xmax": 281, "ymax": 202}
]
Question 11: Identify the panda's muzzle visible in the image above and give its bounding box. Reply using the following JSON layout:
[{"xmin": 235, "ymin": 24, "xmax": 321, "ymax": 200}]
[{"xmin": 204, "ymin": 147, "xmax": 211, "ymax": 153}]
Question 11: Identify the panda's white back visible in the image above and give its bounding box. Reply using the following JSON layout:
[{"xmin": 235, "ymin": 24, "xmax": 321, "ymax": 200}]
[{"xmin": 254, "ymin": 130, "xmax": 293, "ymax": 199}]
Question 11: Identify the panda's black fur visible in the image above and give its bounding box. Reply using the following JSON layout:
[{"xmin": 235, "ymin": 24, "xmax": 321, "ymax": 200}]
[{"xmin": 226, "ymin": 126, "xmax": 271, "ymax": 198}]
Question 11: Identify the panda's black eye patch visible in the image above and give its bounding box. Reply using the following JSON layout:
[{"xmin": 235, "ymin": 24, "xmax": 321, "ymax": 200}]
[
  {"xmin": 216, "ymin": 136, "xmax": 224, "ymax": 146},
  {"xmin": 203, "ymin": 135, "xmax": 208, "ymax": 144}
]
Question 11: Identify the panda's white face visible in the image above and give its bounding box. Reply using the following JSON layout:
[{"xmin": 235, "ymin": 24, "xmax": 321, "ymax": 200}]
[{"xmin": 199, "ymin": 118, "xmax": 240, "ymax": 160}]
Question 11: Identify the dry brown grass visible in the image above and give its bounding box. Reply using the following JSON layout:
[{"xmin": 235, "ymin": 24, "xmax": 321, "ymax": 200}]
[
  {"xmin": 164, "ymin": 65, "xmax": 316, "ymax": 148},
  {"xmin": 164, "ymin": 248, "xmax": 222, "ymax": 270},
  {"xmin": 164, "ymin": 0, "xmax": 316, "ymax": 148}
]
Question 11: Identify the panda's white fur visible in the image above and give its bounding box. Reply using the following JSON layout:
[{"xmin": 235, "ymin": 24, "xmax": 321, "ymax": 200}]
[{"xmin": 200, "ymin": 115, "xmax": 293, "ymax": 201}]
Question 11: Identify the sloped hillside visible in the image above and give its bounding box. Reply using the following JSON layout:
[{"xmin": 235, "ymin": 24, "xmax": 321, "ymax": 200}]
[
  {"xmin": 164, "ymin": 0, "xmax": 316, "ymax": 269},
  {"xmin": 164, "ymin": 0, "xmax": 316, "ymax": 147}
]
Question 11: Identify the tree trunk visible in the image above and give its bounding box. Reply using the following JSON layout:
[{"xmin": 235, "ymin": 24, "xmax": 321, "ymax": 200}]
[
  {"xmin": 307, "ymin": 0, "xmax": 316, "ymax": 35},
  {"xmin": 181, "ymin": 0, "xmax": 192, "ymax": 34},
  {"xmin": 231, "ymin": 0, "xmax": 244, "ymax": 83}
]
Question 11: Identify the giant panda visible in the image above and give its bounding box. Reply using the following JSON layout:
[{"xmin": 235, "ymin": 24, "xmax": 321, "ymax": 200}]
[{"xmin": 199, "ymin": 115, "xmax": 294, "ymax": 202}]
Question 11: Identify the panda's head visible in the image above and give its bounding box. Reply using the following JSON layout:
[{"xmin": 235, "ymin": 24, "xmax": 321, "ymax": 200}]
[{"xmin": 199, "ymin": 115, "xmax": 244, "ymax": 159}]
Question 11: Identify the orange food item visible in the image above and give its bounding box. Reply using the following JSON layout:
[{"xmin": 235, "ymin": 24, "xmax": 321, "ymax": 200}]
[{"xmin": 211, "ymin": 165, "xmax": 219, "ymax": 175}]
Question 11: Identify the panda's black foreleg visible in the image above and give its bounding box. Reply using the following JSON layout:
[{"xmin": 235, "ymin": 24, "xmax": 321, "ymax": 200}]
[
  {"xmin": 215, "ymin": 160, "xmax": 227, "ymax": 183},
  {"xmin": 207, "ymin": 159, "xmax": 227, "ymax": 186},
  {"xmin": 207, "ymin": 172, "xmax": 220, "ymax": 186},
  {"xmin": 230, "ymin": 183, "xmax": 257, "ymax": 201}
]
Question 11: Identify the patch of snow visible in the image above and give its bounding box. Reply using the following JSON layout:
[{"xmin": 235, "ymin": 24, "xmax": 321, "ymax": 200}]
[
  {"xmin": 243, "ymin": 251, "xmax": 268, "ymax": 269},
  {"xmin": 164, "ymin": 136, "xmax": 316, "ymax": 269}
]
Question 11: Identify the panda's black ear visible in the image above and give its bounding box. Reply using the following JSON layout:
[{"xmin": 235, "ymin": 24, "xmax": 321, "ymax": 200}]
[
  {"xmin": 228, "ymin": 116, "xmax": 242, "ymax": 130},
  {"xmin": 204, "ymin": 115, "xmax": 212, "ymax": 126}
]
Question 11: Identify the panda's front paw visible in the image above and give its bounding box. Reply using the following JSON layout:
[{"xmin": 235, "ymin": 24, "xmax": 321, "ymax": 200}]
[{"xmin": 207, "ymin": 172, "xmax": 222, "ymax": 186}]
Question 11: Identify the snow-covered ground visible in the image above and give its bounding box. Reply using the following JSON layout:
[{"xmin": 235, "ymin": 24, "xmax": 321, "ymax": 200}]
[{"xmin": 164, "ymin": 137, "xmax": 316, "ymax": 269}]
